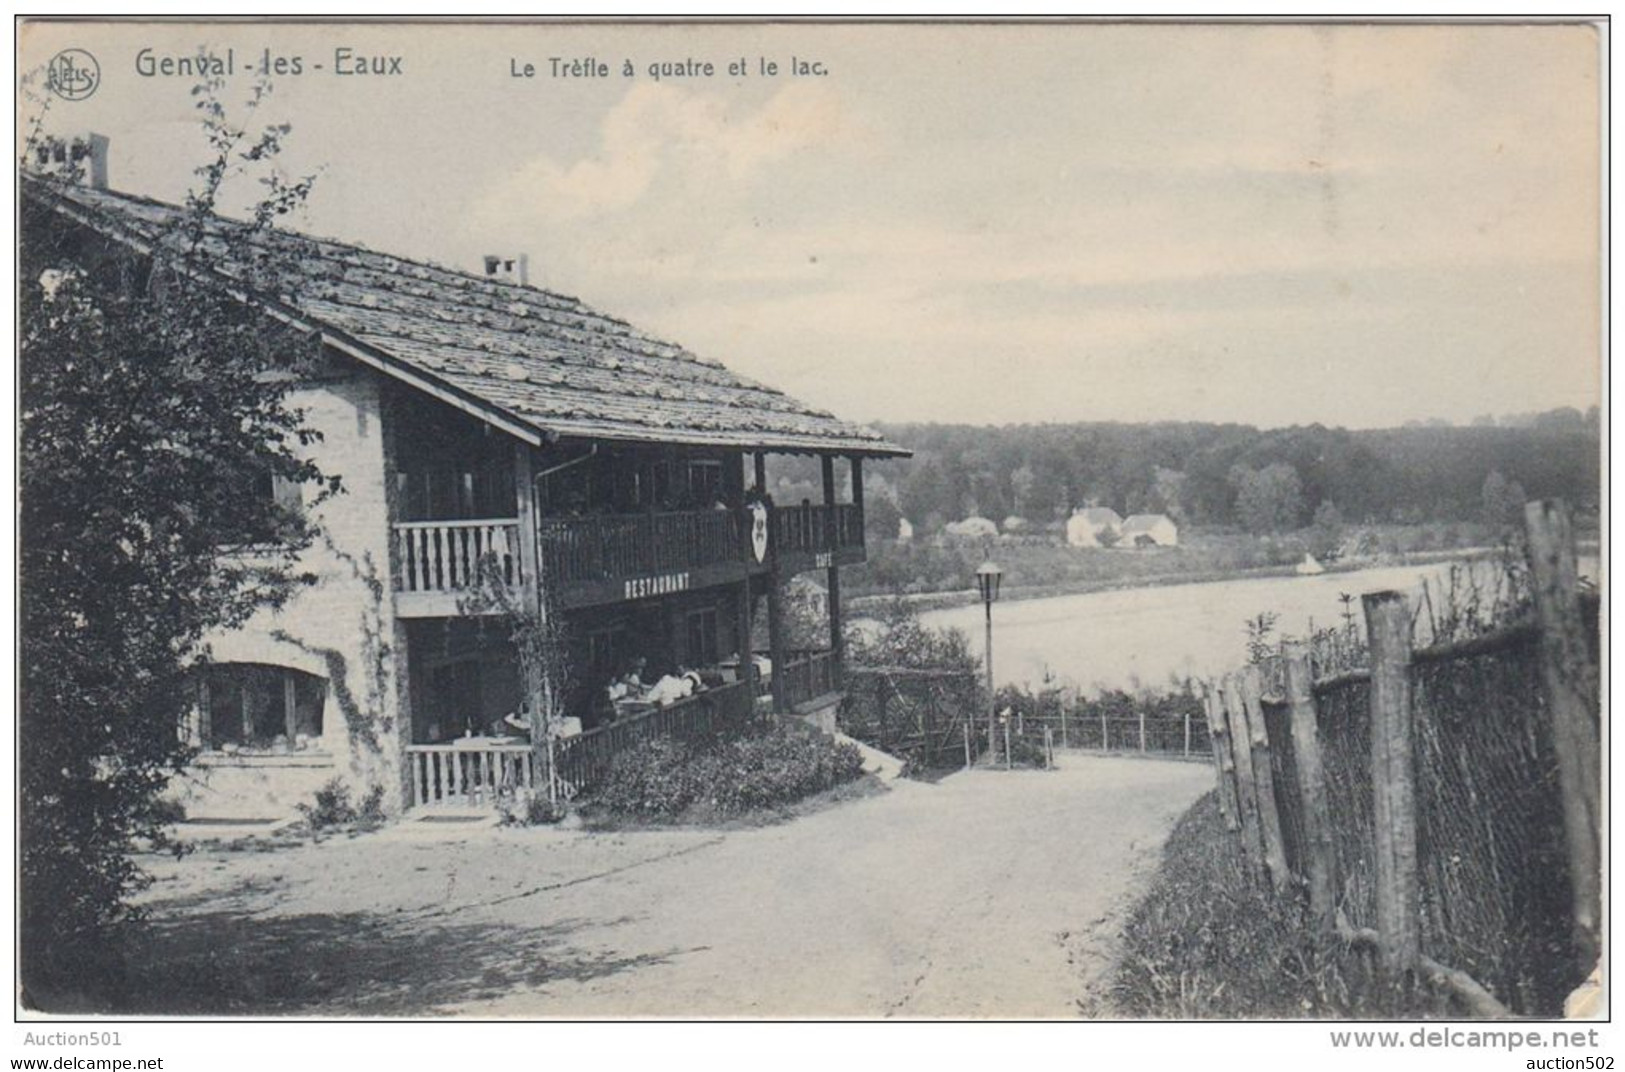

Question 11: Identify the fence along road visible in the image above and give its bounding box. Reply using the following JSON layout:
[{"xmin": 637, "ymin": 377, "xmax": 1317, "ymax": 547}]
[{"xmin": 1202, "ymin": 499, "xmax": 1600, "ymax": 1018}]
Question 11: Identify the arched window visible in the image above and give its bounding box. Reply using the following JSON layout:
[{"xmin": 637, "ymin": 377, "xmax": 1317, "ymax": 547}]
[{"xmin": 196, "ymin": 663, "xmax": 326, "ymax": 753}]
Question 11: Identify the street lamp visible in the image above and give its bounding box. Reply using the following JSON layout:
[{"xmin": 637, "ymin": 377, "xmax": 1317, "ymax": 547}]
[{"xmin": 976, "ymin": 560, "xmax": 1003, "ymax": 765}]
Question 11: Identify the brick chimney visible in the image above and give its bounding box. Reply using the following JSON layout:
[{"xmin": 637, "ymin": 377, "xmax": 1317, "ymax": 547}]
[
  {"xmin": 29, "ymin": 132, "xmax": 108, "ymax": 189},
  {"xmin": 481, "ymin": 253, "xmax": 529, "ymax": 287}
]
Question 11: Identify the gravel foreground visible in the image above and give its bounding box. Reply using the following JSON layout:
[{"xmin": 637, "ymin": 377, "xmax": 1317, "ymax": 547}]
[{"xmin": 128, "ymin": 753, "xmax": 1211, "ymax": 1018}]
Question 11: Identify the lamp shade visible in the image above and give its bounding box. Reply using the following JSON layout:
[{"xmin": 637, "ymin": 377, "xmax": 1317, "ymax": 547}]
[{"xmin": 975, "ymin": 560, "xmax": 1003, "ymax": 604}]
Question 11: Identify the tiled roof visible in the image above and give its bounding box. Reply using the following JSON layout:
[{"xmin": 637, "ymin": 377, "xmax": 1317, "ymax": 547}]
[
  {"xmin": 32, "ymin": 180, "xmax": 909, "ymax": 458},
  {"xmin": 1121, "ymin": 514, "xmax": 1173, "ymax": 533}
]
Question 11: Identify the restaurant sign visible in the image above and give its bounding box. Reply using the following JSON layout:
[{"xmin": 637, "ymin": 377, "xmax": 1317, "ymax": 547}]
[{"xmin": 624, "ymin": 572, "xmax": 691, "ymax": 600}]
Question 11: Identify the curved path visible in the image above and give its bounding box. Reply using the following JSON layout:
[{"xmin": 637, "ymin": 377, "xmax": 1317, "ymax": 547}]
[{"xmin": 133, "ymin": 753, "xmax": 1211, "ymax": 1018}]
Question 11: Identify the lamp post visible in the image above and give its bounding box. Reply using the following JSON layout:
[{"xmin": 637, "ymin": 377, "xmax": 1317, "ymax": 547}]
[{"xmin": 976, "ymin": 560, "xmax": 1003, "ymax": 765}]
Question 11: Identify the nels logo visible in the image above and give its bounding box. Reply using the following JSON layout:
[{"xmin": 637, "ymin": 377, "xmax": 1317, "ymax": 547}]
[{"xmin": 46, "ymin": 49, "xmax": 100, "ymax": 101}]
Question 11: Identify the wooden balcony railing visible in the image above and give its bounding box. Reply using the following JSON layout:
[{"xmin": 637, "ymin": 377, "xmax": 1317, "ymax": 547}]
[
  {"xmin": 405, "ymin": 741, "xmax": 535, "ymax": 809},
  {"xmin": 780, "ymin": 649, "xmax": 839, "ymax": 709},
  {"xmin": 554, "ymin": 679, "xmax": 759, "ymax": 798},
  {"xmin": 395, "ymin": 519, "xmax": 522, "ymax": 594},
  {"xmin": 538, "ymin": 509, "xmax": 743, "ymax": 587},
  {"xmin": 772, "ymin": 502, "xmax": 864, "ymax": 557}
]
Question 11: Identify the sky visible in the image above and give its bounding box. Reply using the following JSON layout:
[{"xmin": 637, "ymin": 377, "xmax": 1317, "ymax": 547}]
[{"xmin": 18, "ymin": 20, "xmax": 1604, "ymax": 430}]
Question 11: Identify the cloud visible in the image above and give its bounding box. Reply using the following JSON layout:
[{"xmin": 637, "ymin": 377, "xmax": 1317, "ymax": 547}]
[{"xmin": 474, "ymin": 80, "xmax": 853, "ymax": 223}]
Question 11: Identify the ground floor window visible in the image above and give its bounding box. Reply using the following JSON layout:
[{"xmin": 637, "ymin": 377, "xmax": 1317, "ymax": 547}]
[{"xmin": 197, "ymin": 663, "xmax": 325, "ymax": 753}]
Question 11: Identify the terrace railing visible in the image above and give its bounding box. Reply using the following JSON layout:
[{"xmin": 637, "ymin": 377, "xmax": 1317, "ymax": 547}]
[
  {"xmin": 553, "ymin": 678, "xmax": 759, "ymax": 797},
  {"xmin": 394, "ymin": 518, "xmax": 522, "ymax": 594},
  {"xmin": 405, "ymin": 741, "xmax": 535, "ymax": 810},
  {"xmin": 538, "ymin": 508, "xmax": 743, "ymax": 586},
  {"xmin": 772, "ymin": 502, "xmax": 864, "ymax": 557}
]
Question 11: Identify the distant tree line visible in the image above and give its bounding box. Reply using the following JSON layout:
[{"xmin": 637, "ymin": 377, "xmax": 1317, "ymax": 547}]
[{"xmin": 798, "ymin": 411, "xmax": 1599, "ymax": 539}]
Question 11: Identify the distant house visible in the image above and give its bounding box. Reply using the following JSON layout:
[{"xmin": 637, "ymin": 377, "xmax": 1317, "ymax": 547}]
[
  {"xmin": 1120, "ymin": 513, "xmax": 1178, "ymax": 548},
  {"xmin": 1001, "ymin": 515, "xmax": 1029, "ymax": 534},
  {"xmin": 897, "ymin": 517, "xmax": 914, "ymax": 543},
  {"xmin": 1066, "ymin": 507, "xmax": 1123, "ymax": 548},
  {"xmin": 945, "ymin": 516, "xmax": 998, "ymax": 539},
  {"xmin": 1295, "ymin": 553, "xmax": 1326, "ymax": 575}
]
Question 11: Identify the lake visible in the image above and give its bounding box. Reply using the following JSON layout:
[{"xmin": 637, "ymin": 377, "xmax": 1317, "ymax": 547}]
[{"xmin": 913, "ymin": 555, "xmax": 1601, "ymax": 695}]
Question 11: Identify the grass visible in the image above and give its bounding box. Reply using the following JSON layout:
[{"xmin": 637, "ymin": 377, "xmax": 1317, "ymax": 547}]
[{"xmin": 1108, "ymin": 792, "xmax": 1459, "ymax": 1020}]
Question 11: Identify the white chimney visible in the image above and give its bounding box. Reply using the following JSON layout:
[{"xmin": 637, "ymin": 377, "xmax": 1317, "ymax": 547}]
[
  {"xmin": 30, "ymin": 132, "xmax": 108, "ymax": 189},
  {"xmin": 481, "ymin": 253, "xmax": 529, "ymax": 287}
]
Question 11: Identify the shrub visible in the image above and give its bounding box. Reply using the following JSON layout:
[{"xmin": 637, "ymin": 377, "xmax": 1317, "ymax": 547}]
[
  {"xmin": 594, "ymin": 728, "xmax": 866, "ymax": 818},
  {"xmin": 499, "ymin": 792, "xmax": 568, "ymax": 827},
  {"xmin": 297, "ymin": 778, "xmax": 385, "ymax": 832}
]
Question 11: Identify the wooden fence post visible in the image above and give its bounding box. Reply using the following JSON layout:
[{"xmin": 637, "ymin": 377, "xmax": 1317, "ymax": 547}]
[
  {"xmin": 1524, "ymin": 499, "xmax": 1601, "ymax": 968},
  {"xmin": 1221, "ymin": 674, "xmax": 1268, "ymax": 875},
  {"xmin": 1239, "ymin": 665, "xmax": 1291, "ymax": 893},
  {"xmin": 1365, "ymin": 590, "xmax": 1420, "ymax": 984},
  {"xmin": 1138, "ymin": 706, "xmax": 1147, "ymax": 753},
  {"xmin": 1284, "ymin": 641, "xmax": 1336, "ymax": 936},
  {"xmin": 1183, "ymin": 707, "xmax": 1192, "ymax": 757},
  {"xmin": 1100, "ymin": 707, "xmax": 1109, "ymax": 751},
  {"xmin": 1060, "ymin": 691, "xmax": 1070, "ymax": 749},
  {"xmin": 1203, "ymin": 679, "xmax": 1241, "ymax": 831}
]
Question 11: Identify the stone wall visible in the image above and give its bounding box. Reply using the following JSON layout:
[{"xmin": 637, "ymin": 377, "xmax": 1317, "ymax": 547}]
[{"xmin": 175, "ymin": 358, "xmax": 410, "ymax": 819}]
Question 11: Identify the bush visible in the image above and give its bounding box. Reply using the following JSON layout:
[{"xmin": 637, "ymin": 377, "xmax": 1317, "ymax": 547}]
[
  {"xmin": 297, "ymin": 778, "xmax": 385, "ymax": 832},
  {"xmin": 594, "ymin": 728, "xmax": 866, "ymax": 818},
  {"xmin": 499, "ymin": 792, "xmax": 568, "ymax": 827}
]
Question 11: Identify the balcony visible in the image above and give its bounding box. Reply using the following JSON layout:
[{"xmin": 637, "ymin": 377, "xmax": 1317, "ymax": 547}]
[
  {"xmin": 391, "ymin": 503, "xmax": 867, "ymax": 616},
  {"xmin": 393, "ymin": 518, "xmax": 524, "ymax": 617},
  {"xmin": 771, "ymin": 501, "xmax": 866, "ymax": 574},
  {"xmin": 538, "ymin": 508, "xmax": 750, "ymax": 608}
]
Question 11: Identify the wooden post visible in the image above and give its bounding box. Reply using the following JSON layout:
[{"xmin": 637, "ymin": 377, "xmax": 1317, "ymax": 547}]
[
  {"xmin": 1060, "ymin": 691, "xmax": 1070, "ymax": 749},
  {"xmin": 1045, "ymin": 726, "xmax": 1055, "ymax": 769},
  {"xmin": 1365, "ymin": 590, "xmax": 1420, "ymax": 984},
  {"xmin": 1100, "ymin": 708, "xmax": 1108, "ymax": 751},
  {"xmin": 822, "ymin": 455, "xmax": 844, "ymax": 684},
  {"xmin": 1284, "ymin": 641, "xmax": 1336, "ymax": 935},
  {"xmin": 1239, "ymin": 665, "xmax": 1291, "ymax": 893},
  {"xmin": 514, "ymin": 444, "xmax": 540, "ymax": 608},
  {"xmin": 962, "ymin": 717, "xmax": 972, "ymax": 770},
  {"xmin": 767, "ymin": 574, "xmax": 787, "ymax": 714},
  {"xmin": 1524, "ymin": 499, "xmax": 1601, "ymax": 967},
  {"xmin": 1138, "ymin": 705, "xmax": 1147, "ymax": 753},
  {"xmin": 1182, "ymin": 707, "xmax": 1191, "ymax": 757},
  {"xmin": 1203, "ymin": 679, "xmax": 1240, "ymax": 831},
  {"xmin": 736, "ymin": 578, "xmax": 758, "ymax": 697},
  {"xmin": 1221, "ymin": 674, "xmax": 1268, "ymax": 872},
  {"xmin": 1003, "ymin": 720, "xmax": 1012, "ymax": 771}
]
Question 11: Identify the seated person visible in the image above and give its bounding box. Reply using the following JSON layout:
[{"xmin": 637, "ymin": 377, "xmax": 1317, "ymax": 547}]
[{"xmin": 645, "ymin": 666, "xmax": 699, "ymax": 707}]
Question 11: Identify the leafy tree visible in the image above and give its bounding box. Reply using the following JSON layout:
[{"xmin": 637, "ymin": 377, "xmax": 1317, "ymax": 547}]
[
  {"xmin": 1481, "ymin": 469, "xmax": 1527, "ymax": 530},
  {"xmin": 863, "ymin": 492, "xmax": 904, "ymax": 544},
  {"xmin": 1230, "ymin": 462, "xmax": 1304, "ymax": 535},
  {"xmin": 19, "ymin": 94, "xmax": 328, "ymax": 1003},
  {"xmin": 1308, "ymin": 500, "xmax": 1345, "ymax": 560}
]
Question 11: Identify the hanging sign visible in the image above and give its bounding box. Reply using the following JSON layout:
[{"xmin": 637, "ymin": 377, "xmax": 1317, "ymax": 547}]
[{"xmin": 750, "ymin": 501, "xmax": 770, "ymax": 564}]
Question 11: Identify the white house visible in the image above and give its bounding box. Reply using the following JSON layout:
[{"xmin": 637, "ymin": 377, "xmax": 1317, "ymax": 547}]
[
  {"xmin": 1119, "ymin": 513, "xmax": 1179, "ymax": 548},
  {"xmin": 1295, "ymin": 553, "xmax": 1326, "ymax": 575},
  {"xmin": 897, "ymin": 517, "xmax": 914, "ymax": 543},
  {"xmin": 1066, "ymin": 507, "xmax": 1123, "ymax": 548}
]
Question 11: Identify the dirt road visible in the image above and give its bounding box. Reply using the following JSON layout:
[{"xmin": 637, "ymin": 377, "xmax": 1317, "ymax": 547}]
[{"xmin": 130, "ymin": 753, "xmax": 1210, "ymax": 1018}]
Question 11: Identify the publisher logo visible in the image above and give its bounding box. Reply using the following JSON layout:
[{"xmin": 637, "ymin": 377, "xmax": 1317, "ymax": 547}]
[{"xmin": 46, "ymin": 49, "xmax": 100, "ymax": 101}]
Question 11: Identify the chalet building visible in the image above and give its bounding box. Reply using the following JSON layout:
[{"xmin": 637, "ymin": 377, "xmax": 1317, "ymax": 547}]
[{"xmin": 27, "ymin": 166, "xmax": 908, "ymax": 819}]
